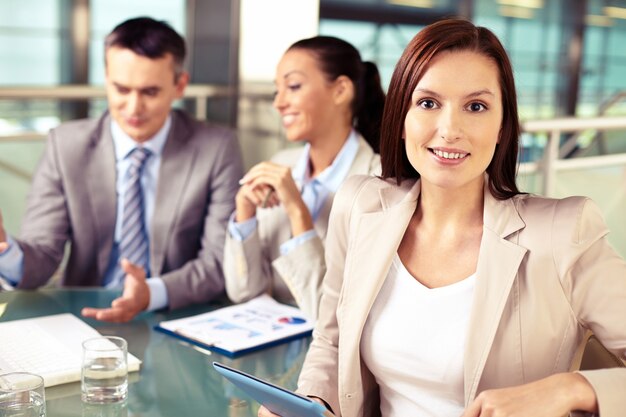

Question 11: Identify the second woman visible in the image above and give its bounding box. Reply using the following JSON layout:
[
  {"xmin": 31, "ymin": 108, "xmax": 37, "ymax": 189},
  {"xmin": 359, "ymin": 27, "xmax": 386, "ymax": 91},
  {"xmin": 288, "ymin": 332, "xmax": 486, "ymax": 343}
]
[{"xmin": 224, "ymin": 36, "xmax": 385, "ymax": 320}]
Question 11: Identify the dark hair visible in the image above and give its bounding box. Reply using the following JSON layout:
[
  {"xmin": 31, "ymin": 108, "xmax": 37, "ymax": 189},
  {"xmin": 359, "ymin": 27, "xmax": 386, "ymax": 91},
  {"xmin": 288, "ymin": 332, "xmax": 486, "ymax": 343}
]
[
  {"xmin": 379, "ymin": 18, "xmax": 521, "ymax": 200},
  {"xmin": 288, "ymin": 36, "xmax": 386, "ymax": 153},
  {"xmin": 105, "ymin": 17, "xmax": 186, "ymax": 79}
]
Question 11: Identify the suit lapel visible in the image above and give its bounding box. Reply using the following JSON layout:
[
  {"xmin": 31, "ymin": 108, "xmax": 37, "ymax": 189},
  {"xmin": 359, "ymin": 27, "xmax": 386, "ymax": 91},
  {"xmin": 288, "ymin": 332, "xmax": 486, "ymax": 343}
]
[
  {"xmin": 340, "ymin": 180, "xmax": 420, "ymax": 392},
  {"xmin": 85, "ymin": 114, "xmax": 117, "ymax": 281},
  {"xmin": 463, "ymin": 190, "xmax": 527, "ymax": 403},
  {"xmin": 150, "ymin": 112, "xmax": 196, "ymax": 275}
]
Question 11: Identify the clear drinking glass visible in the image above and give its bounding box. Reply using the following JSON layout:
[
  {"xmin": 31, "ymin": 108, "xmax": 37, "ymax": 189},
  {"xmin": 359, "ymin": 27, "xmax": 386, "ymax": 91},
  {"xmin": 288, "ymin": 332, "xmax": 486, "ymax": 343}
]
[
  {"xmin": 81, "ymin": 336, "xmax": 128, "ymax": 403},
  {"xmin": 82, "ymin": 401, "xmax": 128, "ymax": 417},
  {"xmin": 0, "ymin": 372, "xmax": 46, "ymax": 417}
]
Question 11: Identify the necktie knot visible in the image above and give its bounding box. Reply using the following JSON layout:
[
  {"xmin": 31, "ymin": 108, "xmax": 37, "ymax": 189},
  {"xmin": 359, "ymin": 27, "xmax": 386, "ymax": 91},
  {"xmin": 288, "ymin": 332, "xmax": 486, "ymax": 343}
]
[{"xmin": 129, "ymin": 147, "xmax": 152, "ymax": 172}]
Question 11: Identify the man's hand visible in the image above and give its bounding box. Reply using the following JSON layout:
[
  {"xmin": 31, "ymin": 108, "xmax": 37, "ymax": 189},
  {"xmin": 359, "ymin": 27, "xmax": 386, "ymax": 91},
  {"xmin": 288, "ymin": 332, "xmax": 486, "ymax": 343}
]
[
  {"xmin": 81, "ymin": 259, "xmax": 151, "ymax": 323},
  {"xmin": 0, "ymin": 210, "xmax": 9, "ymax": 253}
]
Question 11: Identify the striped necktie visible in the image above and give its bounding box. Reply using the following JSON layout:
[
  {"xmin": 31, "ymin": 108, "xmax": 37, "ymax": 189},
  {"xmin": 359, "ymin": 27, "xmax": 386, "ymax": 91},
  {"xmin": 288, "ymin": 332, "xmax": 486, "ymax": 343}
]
[{"xmin": 119, "ymin": 147, "xmax": 152, "ymax": 276}]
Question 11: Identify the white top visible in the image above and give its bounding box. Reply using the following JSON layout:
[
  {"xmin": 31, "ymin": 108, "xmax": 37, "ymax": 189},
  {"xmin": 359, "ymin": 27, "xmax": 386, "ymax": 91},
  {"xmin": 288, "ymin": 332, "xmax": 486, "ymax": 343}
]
[{"xmin": 361, "ymin": 254, "xmax": 476, "ymax": 417}]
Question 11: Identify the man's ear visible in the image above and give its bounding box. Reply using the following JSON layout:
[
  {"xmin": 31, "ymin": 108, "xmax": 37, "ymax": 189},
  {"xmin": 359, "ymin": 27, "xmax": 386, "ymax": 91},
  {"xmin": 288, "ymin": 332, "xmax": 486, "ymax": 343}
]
[
  {"xmin": 333, "ymin": 75, "xmax": 354, "ymax": 106},
  {"xmin": 175, "ymin": 71, "xmax": 190, "ymax": 98}
]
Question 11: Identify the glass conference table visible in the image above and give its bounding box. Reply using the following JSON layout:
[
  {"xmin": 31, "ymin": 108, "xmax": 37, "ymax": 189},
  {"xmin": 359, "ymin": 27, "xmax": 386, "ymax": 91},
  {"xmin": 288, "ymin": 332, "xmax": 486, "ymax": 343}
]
[{"xmin": 0, "ymin": 288, "xmax": 311, "ymax": 417}]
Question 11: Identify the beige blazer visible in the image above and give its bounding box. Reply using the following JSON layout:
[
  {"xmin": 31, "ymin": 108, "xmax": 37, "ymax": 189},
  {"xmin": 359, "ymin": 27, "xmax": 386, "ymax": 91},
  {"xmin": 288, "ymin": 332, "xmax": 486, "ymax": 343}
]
[
  {"xmin": 297, "ymin": 175, "xmax": 626, "ymax": 417},
  {"xmin": 223, "ymin": 135, "xmax": 380, "ymax": 319},
  {"xmin": 17, "ymin": 110, "xmax": 243, "ymax": 309}
]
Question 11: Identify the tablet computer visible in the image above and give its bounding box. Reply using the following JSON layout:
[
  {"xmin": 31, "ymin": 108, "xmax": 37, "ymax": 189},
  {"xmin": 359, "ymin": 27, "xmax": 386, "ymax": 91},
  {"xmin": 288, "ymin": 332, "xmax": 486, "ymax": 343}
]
[{"xmin": 212, "ymin": 362, "xmax": 334, "ymax": 417}]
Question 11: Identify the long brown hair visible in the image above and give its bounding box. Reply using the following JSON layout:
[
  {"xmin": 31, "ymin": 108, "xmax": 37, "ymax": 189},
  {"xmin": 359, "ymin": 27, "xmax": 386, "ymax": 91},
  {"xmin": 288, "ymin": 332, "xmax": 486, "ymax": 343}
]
[{"xmin": 379, "ymin": 18, "xmax": 521, "ymax": 200}]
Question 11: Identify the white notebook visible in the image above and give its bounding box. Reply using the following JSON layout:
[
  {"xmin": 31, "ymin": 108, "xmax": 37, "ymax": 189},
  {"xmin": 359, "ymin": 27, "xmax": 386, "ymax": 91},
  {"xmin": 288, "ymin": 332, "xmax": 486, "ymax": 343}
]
[{"xmin": 0, "ymin": 313, "xmax": 141, "ymax": 387}]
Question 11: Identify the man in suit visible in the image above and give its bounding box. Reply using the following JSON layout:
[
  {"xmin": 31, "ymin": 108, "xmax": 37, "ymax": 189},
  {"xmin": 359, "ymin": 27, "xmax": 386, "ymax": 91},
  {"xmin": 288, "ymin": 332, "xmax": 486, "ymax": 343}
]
[{"xmin": 0, "ymin": 17, "xmax": 243, "ymax": 322}]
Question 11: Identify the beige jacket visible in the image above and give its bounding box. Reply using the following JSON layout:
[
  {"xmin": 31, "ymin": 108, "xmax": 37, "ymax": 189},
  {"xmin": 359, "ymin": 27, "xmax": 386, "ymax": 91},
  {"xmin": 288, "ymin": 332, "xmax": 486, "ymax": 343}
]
[
  {"xmin": 223, "ymin": 135, "xmax": 380, "ymax": 320},
  {"xmin": 298, "ymin": 175, "xmax": 626, "ymax": 417}
]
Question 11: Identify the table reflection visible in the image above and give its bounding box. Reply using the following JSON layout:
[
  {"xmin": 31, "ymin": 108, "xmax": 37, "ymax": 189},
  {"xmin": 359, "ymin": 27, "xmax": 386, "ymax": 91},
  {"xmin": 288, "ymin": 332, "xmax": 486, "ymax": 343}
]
[{"xmin": 0, "ymin": 289, "xmax": 312, "ymax": 417}]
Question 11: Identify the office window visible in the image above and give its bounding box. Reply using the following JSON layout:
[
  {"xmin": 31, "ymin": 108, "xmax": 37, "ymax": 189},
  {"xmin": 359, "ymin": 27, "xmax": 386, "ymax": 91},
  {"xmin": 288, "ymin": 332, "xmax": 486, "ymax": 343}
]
[
  {"xmin": 0, "ymin": 0, "xmax": 61, "ymax": 86},
  {"xmin": 474, "ymin": 0, "xmax": 566, "ymax": 120},
  {"xmin": 0, "ymin": 0, "xmax": 62, "ymax": 135},
  {"xmin": 580, "ymin": 19, "xmax": 626, "ymax": 116},
  {"xmin": 319, "ymin": 19, "xmax": 424, "ymax": 90}
]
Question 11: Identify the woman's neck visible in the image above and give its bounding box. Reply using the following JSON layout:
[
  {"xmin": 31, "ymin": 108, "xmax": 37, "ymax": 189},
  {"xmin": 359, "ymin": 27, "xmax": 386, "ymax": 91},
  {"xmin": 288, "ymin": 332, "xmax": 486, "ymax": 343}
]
[
  {"xmin": 307, "ymin": 124, "xmax": 352, "ymax": 178},
  {"xmin": 417, "ymin": 178, "xmax": 485, "ymax": 231}
]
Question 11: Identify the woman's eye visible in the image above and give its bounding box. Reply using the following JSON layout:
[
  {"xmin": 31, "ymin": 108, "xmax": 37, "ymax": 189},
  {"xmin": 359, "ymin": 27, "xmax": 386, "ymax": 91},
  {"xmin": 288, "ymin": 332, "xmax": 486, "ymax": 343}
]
[
  {"xmin": 418, "ymin": 99, "xmax": 437, "ymax": 109},
  {"xmin": 468, "ymin": 102, "xmax": 487, "ymax": 112},
  {"xmin": 288, "ymin": 84, "xmax": 301, "ymax": 92}
]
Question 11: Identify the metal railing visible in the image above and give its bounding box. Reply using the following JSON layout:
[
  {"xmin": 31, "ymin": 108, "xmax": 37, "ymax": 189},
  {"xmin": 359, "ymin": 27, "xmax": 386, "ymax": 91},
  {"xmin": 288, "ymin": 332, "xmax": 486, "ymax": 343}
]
[
  {"xmin": 0, "ymin": 84, "xmax": 234, "ymax": 119},
  {"xmin": 558, "ymin": 91, "xmax": 626, "ymax": 158},
  {"xmin": 2, "ymin": 85, "xmax": 626, "ymax": 198},
  {"xmin": 0, "ymin": 84, "xmax": 236, "ymax": 143},
  {"xmin": 520, "ymin": 116, "xmax": 626, "ymax": 196}
]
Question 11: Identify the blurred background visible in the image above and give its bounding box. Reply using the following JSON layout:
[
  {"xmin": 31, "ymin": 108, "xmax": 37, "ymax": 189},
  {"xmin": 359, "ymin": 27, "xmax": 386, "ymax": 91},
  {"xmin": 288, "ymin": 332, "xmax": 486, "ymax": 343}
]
[{"xmin": 1, "ymin": 0, "xmax": 625, "ymax": 256}]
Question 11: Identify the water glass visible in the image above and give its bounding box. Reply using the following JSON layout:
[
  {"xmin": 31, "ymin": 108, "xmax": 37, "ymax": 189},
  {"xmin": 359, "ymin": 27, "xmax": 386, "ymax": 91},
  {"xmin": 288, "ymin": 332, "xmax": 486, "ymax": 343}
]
[
  {"xmin": 82, "ymin": 401, "xmax": 128, "ymax": 417},
  {"xmin": 81, "ymin": 336, "xmax": 128, "ymax": 403},
  {"xmin": 0, "ymin": 372, "xmax": 46, "ymax": 417}
]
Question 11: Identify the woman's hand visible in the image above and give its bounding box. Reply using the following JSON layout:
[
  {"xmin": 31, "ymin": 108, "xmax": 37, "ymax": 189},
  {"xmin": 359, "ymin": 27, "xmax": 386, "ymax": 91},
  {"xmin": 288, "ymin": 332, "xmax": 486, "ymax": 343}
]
[
  {"xmin": 237, "ymin": 161, "xmax": 313, "ymax": 235},
  {"xmin": 235, "ymin": 178, "xmax": 276, "ymax": 222},
  {"xmin": 461, "ymin": 373, "xmax": 598, "ymax": 417},
  {"xmin": 258, "ymin": 396, "xmax": 332, "ymax": 417},
  {"xmin": 258, "ymin": 405, "xmax": 280, "ymax": 417}
]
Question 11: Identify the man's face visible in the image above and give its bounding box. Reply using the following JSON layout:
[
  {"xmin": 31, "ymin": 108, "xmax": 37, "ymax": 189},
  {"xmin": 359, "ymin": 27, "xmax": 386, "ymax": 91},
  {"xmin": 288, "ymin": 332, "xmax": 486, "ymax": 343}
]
[{"xmin": 105, "ymin": 47, "xmax": 188, "ymax": 142}]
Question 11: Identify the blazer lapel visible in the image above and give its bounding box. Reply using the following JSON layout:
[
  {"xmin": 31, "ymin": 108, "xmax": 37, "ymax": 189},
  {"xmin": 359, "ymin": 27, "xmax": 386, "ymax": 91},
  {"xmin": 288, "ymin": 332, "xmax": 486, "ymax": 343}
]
[
  {"xmin": 85, "ymin": 114, "xmax": 117, "ymax": 280},
  {"xmin": 463, "ymin": 189, "xmax": 528, "ymax": 404},
  {"xmin": 150, "ymin": 112, "xmax": 196, "ymax": 275},
  {"xmin": 340, "ymin": 180, "xmax": 420, "ymax": 395}
]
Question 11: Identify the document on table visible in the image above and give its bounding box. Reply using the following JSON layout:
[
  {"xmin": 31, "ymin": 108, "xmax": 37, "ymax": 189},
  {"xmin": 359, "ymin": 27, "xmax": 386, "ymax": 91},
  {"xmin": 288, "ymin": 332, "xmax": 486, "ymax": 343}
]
[
  {"xmin": 0, "ymin": 313, "xmax": 141, "ymax": 387},
  {"xmin": 155, "ymin": 295, "xmax": 314, "ymax": 357}
]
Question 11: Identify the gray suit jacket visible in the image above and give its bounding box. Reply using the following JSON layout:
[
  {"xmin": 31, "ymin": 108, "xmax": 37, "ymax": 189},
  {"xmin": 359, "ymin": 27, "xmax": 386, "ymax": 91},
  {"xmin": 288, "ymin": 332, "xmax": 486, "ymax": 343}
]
[
  {"xmin": 298, "ymin": 175, "xmax": 626, "ymax": 417},
  {"xmin": 17, "ymin": 110, "xmax": 243, "ymax": 309}
]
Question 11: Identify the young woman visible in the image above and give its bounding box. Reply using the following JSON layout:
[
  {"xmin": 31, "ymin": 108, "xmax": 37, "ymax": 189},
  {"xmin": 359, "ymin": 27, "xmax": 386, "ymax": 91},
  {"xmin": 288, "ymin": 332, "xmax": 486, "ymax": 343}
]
[
  {"xmin": 261, "ymin": 19, "xmax": 626, "ymax": 417},
  {"xmin": 224, "ymin": 36, "xmax": 385, "ymax": 320}
]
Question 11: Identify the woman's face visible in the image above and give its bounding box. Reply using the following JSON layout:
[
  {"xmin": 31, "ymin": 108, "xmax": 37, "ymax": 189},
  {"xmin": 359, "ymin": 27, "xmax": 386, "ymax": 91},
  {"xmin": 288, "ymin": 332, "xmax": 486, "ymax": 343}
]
[
  {"xmin": 273, "ymin": 49, "xmax": 339, "ymax": 143},
  {"xmin": 403, "ymin": 50, "xmax": 503, "ymax": 192}
]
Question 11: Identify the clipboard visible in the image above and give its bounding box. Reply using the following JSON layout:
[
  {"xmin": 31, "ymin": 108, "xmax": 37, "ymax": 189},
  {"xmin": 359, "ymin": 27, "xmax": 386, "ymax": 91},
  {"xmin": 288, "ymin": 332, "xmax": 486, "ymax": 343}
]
[
  {"xmin": 213, "ymin": 362, "xmax": 334, "ymax": 417},
  {"xmin": 154, "ymin": 295, "xmax": 313, "ymax": 357}
]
